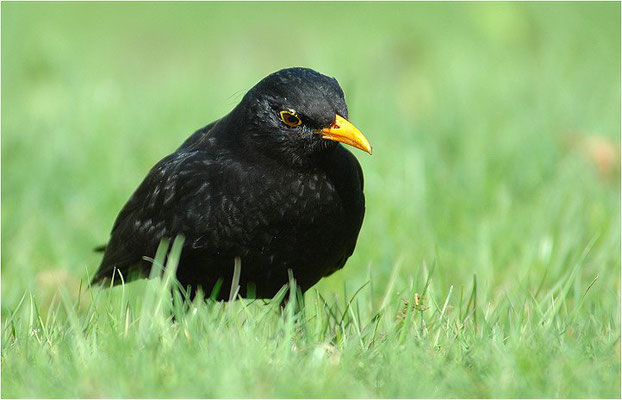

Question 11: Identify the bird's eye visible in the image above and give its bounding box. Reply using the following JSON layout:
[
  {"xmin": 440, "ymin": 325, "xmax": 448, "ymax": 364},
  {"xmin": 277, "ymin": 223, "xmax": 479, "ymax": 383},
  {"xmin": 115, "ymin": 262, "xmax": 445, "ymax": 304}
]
[{"xmin": 279, "ymin": 110, "xmax": 302, "ymax": 127}]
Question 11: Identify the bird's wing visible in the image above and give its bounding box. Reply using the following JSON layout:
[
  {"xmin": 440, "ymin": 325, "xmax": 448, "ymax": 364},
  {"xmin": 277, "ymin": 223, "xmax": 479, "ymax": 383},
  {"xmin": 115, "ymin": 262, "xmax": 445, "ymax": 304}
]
[{"xmin": 91, "ymin": 150, "xmax": 247, "ymax": 285}]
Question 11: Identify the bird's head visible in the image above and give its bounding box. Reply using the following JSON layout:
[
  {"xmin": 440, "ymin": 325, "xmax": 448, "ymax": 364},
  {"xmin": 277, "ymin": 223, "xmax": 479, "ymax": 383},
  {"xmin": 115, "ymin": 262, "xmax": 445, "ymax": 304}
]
[{"xmin": 233, "ymin": 67, "xmax": 371, "ymax": 164}]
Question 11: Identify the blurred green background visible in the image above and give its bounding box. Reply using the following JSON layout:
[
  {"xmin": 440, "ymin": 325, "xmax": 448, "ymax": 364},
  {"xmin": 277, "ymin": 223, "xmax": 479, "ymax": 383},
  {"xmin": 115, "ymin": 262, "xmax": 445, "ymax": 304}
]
[{"xmin": 1, "ymin": 2, "xmax": 620, "ymax": 397}]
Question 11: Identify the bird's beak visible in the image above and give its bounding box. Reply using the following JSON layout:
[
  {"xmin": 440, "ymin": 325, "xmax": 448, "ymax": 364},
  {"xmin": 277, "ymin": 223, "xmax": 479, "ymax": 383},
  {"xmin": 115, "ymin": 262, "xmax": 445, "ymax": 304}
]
[{"xmin": 320, "ymin": 115, "xmax": 372, "ymax": 154}]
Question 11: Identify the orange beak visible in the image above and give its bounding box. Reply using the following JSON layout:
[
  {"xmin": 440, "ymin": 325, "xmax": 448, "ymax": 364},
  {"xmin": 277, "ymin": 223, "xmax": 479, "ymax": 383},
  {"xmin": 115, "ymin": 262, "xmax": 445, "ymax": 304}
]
[{"xmin": 320, "ymin": 115, "xmax": 372, "ymax": 155}]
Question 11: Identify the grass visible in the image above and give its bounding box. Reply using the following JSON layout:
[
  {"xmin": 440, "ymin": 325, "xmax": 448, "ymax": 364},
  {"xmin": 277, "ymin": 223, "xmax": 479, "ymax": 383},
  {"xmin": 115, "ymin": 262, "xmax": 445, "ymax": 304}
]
[{"xmin": 2, "ymin": 2, "xmax": 620, "ymax": 398}]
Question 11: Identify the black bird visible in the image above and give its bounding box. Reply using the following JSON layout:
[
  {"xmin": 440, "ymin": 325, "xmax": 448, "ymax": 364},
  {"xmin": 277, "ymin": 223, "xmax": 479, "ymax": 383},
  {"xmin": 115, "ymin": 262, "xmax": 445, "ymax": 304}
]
[{"xmin": 91, "ymin": 67, "xmax": 371, "ymax": 300}]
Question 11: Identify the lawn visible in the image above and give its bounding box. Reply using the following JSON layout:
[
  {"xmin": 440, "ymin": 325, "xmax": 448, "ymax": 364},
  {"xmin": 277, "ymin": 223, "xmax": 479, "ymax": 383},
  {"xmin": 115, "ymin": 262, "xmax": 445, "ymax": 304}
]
[{"xmin": 2, "ymin": 2, "xmax": 620, "ymax": 398}]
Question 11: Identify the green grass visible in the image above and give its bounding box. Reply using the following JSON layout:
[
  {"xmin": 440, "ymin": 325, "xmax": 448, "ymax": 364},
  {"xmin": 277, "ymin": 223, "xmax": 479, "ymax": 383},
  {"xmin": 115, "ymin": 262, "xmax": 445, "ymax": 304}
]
[{"xmin": 2, "ymin": 2, "xmax": 620, "ymax": 398}]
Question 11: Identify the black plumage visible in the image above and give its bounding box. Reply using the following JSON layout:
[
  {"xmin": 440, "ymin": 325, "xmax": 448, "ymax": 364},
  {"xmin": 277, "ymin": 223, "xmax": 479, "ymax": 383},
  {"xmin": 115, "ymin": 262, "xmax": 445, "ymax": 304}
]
[{"xmin": 91, "ymin": 67, "xmax": 371, "ymax": 299}]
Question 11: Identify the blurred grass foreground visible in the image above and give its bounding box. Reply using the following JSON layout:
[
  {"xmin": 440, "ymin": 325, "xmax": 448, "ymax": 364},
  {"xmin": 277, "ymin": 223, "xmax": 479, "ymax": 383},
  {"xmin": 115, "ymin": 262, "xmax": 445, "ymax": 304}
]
[{"xmin": 2, "ymin": 2, "xmax": 620, "ymax": 398}]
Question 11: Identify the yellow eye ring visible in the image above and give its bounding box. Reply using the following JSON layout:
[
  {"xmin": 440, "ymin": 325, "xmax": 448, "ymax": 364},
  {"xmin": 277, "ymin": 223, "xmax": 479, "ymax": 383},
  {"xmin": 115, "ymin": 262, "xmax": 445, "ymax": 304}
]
[{"xmin": 279, "ymin": 110, "xmax": 302, "ymax": 127}]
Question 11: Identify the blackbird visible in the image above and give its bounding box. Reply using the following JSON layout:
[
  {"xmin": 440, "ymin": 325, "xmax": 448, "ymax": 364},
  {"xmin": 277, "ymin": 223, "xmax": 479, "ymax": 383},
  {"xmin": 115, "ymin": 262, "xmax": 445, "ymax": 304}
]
[{"xmin": 91, "ymin": 67, "xmax": 371, "ymax": 300}]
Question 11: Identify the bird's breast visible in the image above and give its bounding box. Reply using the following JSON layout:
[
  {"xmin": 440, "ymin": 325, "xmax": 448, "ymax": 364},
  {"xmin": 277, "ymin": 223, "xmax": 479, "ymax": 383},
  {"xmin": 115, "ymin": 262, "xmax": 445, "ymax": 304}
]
[{"xmin": 241, "ymin": 168, "xmax": 359, "ymax": 256}]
